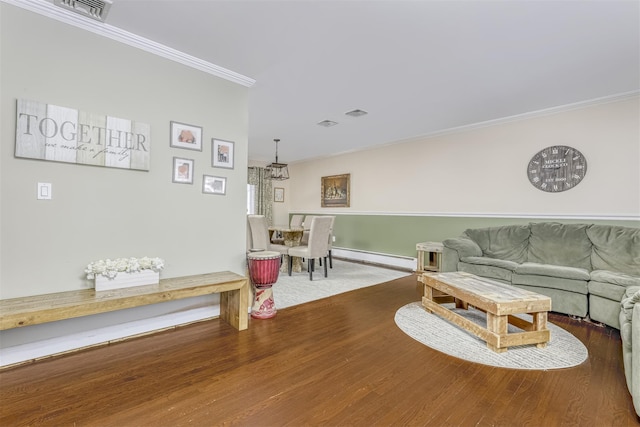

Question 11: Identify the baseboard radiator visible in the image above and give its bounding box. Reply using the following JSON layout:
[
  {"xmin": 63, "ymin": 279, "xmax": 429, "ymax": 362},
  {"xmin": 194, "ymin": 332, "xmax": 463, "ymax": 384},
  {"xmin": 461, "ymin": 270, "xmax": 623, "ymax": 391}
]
[{"xmin": 332, "ymin": 248, "xmax": 416, "ymax": 271}]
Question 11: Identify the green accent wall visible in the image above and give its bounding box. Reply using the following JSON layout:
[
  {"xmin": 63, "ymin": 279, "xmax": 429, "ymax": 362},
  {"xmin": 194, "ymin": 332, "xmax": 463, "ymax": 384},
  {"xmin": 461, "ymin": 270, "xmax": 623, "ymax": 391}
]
[{"xmin": 295, "ymin": 214, "xmax": 639, "ymax": 258}]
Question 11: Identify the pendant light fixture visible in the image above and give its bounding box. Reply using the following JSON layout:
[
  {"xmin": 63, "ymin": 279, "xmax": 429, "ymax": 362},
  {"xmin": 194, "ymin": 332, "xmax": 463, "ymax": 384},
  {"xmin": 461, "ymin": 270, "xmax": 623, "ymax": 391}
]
[{"xmin": 266, "ymin": 138, "xmax": 289, "ymax": 180}]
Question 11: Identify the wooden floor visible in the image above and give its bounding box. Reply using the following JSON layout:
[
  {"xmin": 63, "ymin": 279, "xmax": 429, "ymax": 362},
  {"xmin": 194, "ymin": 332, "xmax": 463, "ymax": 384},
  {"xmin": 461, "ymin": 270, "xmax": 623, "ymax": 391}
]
[{"xmin": 1, "ymin": 273, "xmax": 638, "ymax": 426}]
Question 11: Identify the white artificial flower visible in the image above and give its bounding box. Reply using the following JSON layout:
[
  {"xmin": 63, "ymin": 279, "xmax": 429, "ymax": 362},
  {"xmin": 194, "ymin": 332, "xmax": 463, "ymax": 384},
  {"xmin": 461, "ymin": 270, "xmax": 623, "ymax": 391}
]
[{"xmin": 85, "ymin": 257, "xmax": 165, "ymax": 280}]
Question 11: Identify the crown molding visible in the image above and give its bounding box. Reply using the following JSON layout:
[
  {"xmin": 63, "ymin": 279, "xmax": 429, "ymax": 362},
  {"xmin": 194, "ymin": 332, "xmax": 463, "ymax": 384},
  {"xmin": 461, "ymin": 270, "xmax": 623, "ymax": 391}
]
[{"xmin": 1, "ymin": 0, "xmax": 256, "ymax": 87}]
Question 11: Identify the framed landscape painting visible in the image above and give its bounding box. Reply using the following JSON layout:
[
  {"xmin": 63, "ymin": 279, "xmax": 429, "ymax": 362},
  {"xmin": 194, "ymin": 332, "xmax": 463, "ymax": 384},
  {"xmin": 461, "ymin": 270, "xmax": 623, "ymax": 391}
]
[{"xmin": 321, "ymin": 173, "xmax": 350, "ymax": 207}]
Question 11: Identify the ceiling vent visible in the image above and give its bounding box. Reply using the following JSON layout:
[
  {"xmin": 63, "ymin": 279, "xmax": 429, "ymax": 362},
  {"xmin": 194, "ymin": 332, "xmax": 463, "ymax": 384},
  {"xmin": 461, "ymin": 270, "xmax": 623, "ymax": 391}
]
[
  {"xmin": 54, "ymin": 0, "xmax": 113, "ymax": 22},
  {"xmin": 317, "ymin": 120, "xmax": 339, "ymax": 128},
  {"xmin": 345, "ymin": 109, "xmax": 368, "ymax": 117}
]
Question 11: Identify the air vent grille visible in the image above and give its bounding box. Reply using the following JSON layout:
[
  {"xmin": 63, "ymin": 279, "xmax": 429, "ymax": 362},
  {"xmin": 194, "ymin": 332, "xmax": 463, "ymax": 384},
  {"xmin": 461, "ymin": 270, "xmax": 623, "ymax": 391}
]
[
  {"xmin": 54, "ymin": 0, "xmax": 113, "ymax": 22},
  {"xmin": 317, "ymin": 120, "xmax": 339, "ymax": 128},
  {"xmin": 345, "ymin": 109, "xmax": 368, "ymax": 117}
]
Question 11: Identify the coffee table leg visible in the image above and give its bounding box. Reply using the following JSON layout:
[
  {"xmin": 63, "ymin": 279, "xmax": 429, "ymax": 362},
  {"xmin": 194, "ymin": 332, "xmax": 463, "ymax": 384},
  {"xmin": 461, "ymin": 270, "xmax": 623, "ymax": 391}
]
[
  {"xmin": 487, "ymin": 312, "xmax": 508, "ymax": 353},
  {"xmin": 423, "ymin": 285, "xmax": 434, "ymax": 313},
  {"xmin": 533, "ymin": 311, "xmax": 548, "ymax": 348}
]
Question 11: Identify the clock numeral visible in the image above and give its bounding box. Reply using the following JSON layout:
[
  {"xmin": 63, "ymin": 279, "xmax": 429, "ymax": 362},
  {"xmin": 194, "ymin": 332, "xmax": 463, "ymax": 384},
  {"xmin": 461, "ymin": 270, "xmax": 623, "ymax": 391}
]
[
  {"xmin": 553, "ymin": 184, "xmax": 559, "ymax": 191},
  {"xmin": 576, "ymin": 165, "xmax": 583, "ymax": 169},
  {"xmin": 529, "ymin": 170, "xmax": 538, "ymax": 174},
  {"xmin": 531, "ymin": 176, "xmax": 540, "ymax": 183},
  {"xmin": 573, "ymin": 174, "xmax": 581, "ymax": 180},
  {"xmin": 541, "ymin": 183, "xmax": 548, "ymax": 189},
  {"xmin": 552, "ymin": 148, "xmax": 559, "ymax": 155},
  {"xmin": 541, "ymin": 152, "xmax": 548, "ymax": 158},
  {"xmin": 573, "ymin": 155, "xmax": 581, "ymax": 161}
]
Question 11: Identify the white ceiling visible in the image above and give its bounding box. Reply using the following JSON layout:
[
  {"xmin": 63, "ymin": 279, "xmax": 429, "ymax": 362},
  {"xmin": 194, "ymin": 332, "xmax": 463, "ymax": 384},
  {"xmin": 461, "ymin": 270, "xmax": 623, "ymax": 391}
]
[{"xmin": 50, "ymin": 0, "xmax": 640, "ymax": 163}]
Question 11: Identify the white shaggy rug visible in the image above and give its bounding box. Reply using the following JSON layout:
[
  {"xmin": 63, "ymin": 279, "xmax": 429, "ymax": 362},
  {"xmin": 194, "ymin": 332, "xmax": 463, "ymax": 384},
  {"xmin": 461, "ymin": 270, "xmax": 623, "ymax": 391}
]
[
  {"xmin": 395, "ymin": 301, "xmax": 588, "ymax": 370},
  {"xmin": 271, "ymin": 259, "xmax": 409, "ymax": 309}
]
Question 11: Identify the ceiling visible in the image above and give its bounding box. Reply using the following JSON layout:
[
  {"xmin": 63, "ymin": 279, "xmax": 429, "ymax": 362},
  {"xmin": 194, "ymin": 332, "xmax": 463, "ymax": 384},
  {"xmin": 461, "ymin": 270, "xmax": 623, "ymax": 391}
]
[{"xmin": 49, "ymin": 0, "xmax": 640, "ymax": 163}]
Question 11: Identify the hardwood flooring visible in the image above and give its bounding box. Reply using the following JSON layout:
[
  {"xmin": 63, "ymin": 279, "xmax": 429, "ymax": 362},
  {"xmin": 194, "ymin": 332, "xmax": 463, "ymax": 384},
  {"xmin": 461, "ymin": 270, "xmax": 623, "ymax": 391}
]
[{"xmin": 1, "ymin": 273, "xmax": 638, "ymax": 426}]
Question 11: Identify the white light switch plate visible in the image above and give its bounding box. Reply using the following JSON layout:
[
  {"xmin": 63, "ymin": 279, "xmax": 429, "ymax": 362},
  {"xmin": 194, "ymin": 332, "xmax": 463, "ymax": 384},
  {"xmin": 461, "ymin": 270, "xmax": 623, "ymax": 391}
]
[{"xmin": 37, "ymin": 182, "xmax": 52, "ymax": 200}]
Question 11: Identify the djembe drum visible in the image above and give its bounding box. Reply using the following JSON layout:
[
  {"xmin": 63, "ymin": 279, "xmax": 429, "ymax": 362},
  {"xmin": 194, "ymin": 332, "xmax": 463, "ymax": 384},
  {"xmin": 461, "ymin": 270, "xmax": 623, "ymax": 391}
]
[{"xmin": 247, "ymin": 250, "xmax": 281, "ymax": 319}]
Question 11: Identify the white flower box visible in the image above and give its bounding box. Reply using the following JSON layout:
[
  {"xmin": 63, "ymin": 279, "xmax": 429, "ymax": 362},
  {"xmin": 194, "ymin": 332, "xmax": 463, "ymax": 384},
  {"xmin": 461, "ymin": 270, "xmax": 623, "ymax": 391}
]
[{"xmin": 95, "ymin": 270, "xmax": 160, "ymax": 292}]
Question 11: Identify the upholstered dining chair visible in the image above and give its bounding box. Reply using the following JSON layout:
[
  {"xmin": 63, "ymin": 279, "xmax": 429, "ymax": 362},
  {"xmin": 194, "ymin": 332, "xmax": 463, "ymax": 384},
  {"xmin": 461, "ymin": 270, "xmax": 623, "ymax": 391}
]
[
  {"xmin": 326, "ymin": 215, "xmax": 336, "ymax": 268},
  {"xmin": 287, "ymin": 216, "xmax": 333, "ymax": 280},
  {"xmin": 300, "ymin": 215, "xmax": 317, "ymax": 245},
  {"xmin": 247, "ymin": 215, "xmax": 288, "ymax": 259},
  {"xmin": 290, "ymin": 214, "xmax": 304, "ymax": 228}
]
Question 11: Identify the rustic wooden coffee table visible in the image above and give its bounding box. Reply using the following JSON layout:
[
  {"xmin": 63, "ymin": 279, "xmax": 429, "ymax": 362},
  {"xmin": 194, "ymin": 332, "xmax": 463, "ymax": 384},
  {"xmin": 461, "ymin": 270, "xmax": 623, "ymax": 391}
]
[{"xmin": 419, "ymin": 272, "xmax": 551, "ymax": 353}]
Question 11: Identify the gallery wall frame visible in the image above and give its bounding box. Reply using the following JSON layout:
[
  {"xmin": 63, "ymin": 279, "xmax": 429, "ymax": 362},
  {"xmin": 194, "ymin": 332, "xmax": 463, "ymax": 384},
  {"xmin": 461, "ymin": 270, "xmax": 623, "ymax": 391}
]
[
  {"xmin": 170, "ymin": 121, "xmax": 202, "ymax": 151},
  {"xmin": 212, "ymin": 138, "xmax": 234, "ymax": 169},
  {"xmin": 321, "ymin": 173, "xmax": 350, "ymax": 207},
  {"xmin": 203, "ymin": 175, "xmax": 226, "ymax": 195},
  {"xmin": 274, "ymin": 187, "xmax": 284, "ymax": 203},
  {"xmin": 172, "ymin": 157, "xmax": 194, "ymax": 184}
]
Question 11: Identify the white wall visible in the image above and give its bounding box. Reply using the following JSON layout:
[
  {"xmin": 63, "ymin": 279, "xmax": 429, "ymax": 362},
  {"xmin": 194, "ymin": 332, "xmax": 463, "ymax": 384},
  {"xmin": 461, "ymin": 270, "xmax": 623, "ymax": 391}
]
[
  {"xmin": 289, "ymin": 96, "xmax": 640, "ymax": 220},
  {"xmin": 0, "ymin": 4, "xmax": 249, "ymax": 362}
]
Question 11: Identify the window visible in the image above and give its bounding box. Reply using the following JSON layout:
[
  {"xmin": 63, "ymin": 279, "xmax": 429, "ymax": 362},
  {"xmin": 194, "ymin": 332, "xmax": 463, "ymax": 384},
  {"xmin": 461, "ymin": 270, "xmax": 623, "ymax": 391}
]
[{"xmin": 247, "ymin": 184, "xmax": 256, "ymax": 214}]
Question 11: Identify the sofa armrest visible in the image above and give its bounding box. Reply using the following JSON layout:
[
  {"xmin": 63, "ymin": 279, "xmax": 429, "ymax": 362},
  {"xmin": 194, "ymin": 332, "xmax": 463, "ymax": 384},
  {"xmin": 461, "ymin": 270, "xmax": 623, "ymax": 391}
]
[
  {"xmin": 633, "ymin": 303, "xmax": 640, "ymax": 416},
  {"xmin": 442, "ymin": 247, "xmax": 459, "ymax": 272},
  {"xmin": 442, "ymin": 237, "xmax": 482, "ymax": 272},
  {"xmin": 443, "ymin": 237, "xmax": 482, "ymax": 258}
]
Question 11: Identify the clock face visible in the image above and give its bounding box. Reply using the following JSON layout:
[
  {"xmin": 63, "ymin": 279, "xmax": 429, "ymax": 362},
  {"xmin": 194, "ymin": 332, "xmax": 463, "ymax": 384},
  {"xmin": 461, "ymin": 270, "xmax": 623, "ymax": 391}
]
[{"xmin": 527, "ymin": 145, "xmax": 587, "ymax": 193}]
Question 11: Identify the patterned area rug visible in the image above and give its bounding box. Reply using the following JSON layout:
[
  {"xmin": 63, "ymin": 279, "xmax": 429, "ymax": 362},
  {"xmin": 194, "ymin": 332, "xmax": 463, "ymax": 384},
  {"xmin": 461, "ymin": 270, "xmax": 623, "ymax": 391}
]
[
  {"xmin": 272, "ymin": 259, "xmax": 409, "ymax": 309},
  {"xmin": 395, "ymin": 301, "xmax": 588, "ymax": 370}
]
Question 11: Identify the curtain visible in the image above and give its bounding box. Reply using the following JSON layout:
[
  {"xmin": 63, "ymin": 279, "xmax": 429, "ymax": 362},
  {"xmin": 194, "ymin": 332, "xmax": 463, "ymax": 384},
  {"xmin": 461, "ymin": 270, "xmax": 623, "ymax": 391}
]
[{"xmin": 248, "ymin": 167, "xmax": 273, "ymax": 224}]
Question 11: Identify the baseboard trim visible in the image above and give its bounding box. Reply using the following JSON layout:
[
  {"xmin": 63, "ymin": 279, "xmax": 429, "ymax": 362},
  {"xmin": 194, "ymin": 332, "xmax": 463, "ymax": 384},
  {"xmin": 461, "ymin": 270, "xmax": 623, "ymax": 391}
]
[
  {"xmin": 0, "ymin": 306, "xmax": 223, "ymax": 369},
  {"xmin": 332, "ymin": 248, "xmax": 415, "ymax": 271}
]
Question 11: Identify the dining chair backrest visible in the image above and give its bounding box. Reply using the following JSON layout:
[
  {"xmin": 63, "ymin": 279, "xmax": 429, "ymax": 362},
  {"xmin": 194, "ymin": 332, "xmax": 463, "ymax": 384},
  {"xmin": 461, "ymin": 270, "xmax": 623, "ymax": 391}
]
[
  {"xmin": 327, "ymin": 215, "xmax": 336, "ymax": 247},
  {"xmin": 290, "ymin": 214, "xmax": 304, "ymax": 228},
  {"xmin": 306, "ymin": 216, "xmax": 333, "ymax": 258},
  {"xmin": 301, "ymin": 215, "xmax": 317, "ymax": 245},
  {"xmin": 247, "ymin": 215, "xmax": 270, "ymax": 251}
]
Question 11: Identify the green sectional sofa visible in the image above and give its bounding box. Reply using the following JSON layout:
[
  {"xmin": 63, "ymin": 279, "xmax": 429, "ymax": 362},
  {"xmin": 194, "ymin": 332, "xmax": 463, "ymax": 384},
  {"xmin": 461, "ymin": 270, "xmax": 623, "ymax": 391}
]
[
  {"xmin": 442, "ymin": 222, "xmax": 640, "ymax": 415},
  {"xmin": 620, "ymin": 287, "xmax": 640, "ymax": 416}
]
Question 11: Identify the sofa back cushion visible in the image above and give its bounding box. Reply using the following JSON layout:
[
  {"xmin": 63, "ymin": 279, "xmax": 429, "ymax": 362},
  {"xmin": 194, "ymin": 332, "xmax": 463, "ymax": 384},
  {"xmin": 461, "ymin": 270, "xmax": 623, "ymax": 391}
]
[
  {"xmin": 587, "ymin": 225, "xmax": 640, "ymax": 277},
  {"xmin": 463, "ymin": 225, "xmax": 530, "ymax": 263},
  {"xmin": 528, "ymin": 222, "xmax": 592, "ymax": 270}
]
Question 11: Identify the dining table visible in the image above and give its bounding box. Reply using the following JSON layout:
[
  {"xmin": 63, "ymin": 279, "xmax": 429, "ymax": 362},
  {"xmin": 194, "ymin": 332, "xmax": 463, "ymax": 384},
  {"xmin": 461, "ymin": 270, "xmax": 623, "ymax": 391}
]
[{"xmin": 268, "ymin": 225, "xmax": 305, "ymax": 273}]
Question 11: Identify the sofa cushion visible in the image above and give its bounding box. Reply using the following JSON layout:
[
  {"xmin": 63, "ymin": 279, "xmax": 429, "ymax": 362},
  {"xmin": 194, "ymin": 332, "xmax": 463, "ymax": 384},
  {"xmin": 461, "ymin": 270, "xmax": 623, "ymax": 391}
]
[
  {"xmin": 515, "ymin": 262, "xmax": 590, "ymax": 281},
  {"xmin": 463, "ymin": 225, "xmax": 529, "ymax": 263},
  {"xmin": 442, "ymin": 237, "xmax": 482, "ymax": 258},
  {"xmin": 460, "ymin": 256, "xmax": 520, "ymax": 271},
  {"xmin": 587, "ymin": 225, "xmax": 640, "ymax": 277},
  {"xmin": 512, "ymin": 273, "xmax": 589, "ymax": 294},
  {"xmin": 589, "ymin": 281, "xmax": 630, "ymax": 302},
  {"xmin": 591, "ymin": 270, "xmax": 640, "ymax": 287},
  {"xmin": 458, "ymin": 261, "xmax": 513, "ymax": 282},
  {"xmin": 527, "ymin": 222, "xmax": 592, "ymax": 270}
]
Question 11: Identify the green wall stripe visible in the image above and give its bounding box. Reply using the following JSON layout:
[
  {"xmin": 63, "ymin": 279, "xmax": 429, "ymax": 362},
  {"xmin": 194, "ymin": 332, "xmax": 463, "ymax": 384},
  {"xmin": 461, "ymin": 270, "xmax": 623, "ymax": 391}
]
[{"xmin": 293, "ymin": 214, "xmax": 638, "ymax": 258}]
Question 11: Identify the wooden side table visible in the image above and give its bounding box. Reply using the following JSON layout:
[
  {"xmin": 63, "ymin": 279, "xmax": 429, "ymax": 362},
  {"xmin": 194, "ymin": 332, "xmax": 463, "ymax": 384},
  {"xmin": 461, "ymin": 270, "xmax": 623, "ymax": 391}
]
[{"xmin": 416, "ymin": 241, "xmax": 444, "ymax": 273}]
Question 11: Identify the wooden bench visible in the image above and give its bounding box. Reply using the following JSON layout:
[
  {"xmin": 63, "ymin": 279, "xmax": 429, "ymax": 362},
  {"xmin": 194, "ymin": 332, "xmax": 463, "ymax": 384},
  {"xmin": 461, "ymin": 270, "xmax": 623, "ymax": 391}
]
[{"xmin": 0, "ymin": 271, "xmax": 249, "ymax": 332}]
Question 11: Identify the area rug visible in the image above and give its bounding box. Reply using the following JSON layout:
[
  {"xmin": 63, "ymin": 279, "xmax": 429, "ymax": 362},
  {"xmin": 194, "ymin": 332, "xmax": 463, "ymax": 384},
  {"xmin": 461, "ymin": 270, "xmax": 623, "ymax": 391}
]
[
  {"xmin": 272, "ymin": 259, "xmax": 409, "ymax": 309},
  {"xmin": 395, "ymin": 302, "xmax": 588, "ymax": 370}
]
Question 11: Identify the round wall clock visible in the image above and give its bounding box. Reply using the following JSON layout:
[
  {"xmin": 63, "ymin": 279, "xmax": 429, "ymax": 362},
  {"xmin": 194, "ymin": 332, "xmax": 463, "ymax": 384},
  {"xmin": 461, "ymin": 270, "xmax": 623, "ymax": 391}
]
[{"xmin": 527, "ymin": 145, "xmax": 587, "ymax": 193}]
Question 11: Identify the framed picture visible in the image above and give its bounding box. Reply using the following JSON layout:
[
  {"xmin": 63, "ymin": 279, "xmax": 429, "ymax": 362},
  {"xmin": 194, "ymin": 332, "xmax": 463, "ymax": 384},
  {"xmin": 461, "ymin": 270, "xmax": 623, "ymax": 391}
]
[
  {"xmin": 212, "ymin": 138, "xmax": 235, "ymax": 169},
  {"xmin": 203, "ymin": 175, "xmax": 226, "ymax": 195},
  {"xmin": 170, "ymin": 121, "xmax": 203, "ymax": 151},
  {"xmin": 274, "ymin": 187, "xmax": 285, "ymax": 203},
  {"xmin": 172, "ymin": 157, "xmax": 194, "ymax": 184},
  {"xmin": 321, "ymin": 173, "xmax": 350, "ymax": 207}
]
